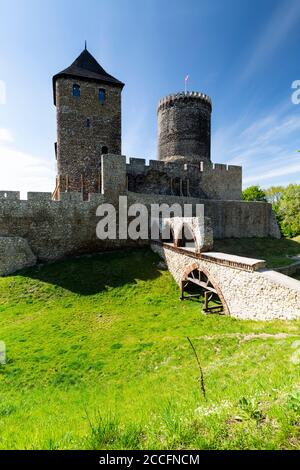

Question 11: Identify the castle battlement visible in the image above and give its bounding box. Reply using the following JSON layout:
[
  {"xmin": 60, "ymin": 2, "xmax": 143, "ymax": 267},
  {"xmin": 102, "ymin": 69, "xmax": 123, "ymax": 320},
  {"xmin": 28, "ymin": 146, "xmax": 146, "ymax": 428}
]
[
  {"xmin": 0, "ymin": 191, "xmax": 106, "ymax": 205},
  {"xmin": 126, "ymin": 157, "xmax": 241, "ymax": 175},
  {"xmin": 124, "ymin": 154, "xmax": 242, "ymax": 200},
  {"xmin": 157, "ymin": 91, "xmax": 212, "ymax": 113}
]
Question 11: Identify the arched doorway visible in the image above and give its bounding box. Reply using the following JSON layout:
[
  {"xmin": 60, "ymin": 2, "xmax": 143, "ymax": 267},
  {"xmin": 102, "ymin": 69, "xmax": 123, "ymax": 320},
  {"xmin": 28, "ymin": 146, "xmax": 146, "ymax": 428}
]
[{"xmin": 180, "ymin": 265, "xmax": 228, "ymax": 315}]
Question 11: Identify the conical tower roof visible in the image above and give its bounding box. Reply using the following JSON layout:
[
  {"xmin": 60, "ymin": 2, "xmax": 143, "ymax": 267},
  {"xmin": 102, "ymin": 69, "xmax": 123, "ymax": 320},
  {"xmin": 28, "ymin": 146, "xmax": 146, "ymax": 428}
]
[{"xmin": 53, "ymin": 47, "xmax": 124, "ymax": 104}]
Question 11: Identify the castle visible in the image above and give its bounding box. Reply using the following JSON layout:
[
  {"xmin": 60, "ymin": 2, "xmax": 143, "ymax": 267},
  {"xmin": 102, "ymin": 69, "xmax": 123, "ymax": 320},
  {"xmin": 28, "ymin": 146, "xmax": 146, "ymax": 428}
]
[
  {"xmin": 52, "ymin": 46, "xmax": 242, "ymax": 201},
  {"xmin": 0, "ymin": 47, "xmax": 280, "ymax": 276}
]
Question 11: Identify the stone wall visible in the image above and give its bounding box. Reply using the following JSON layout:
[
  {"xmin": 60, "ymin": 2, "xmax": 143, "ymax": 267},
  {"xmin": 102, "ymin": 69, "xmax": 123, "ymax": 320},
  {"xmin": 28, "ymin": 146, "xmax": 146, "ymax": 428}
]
[
  {"xmin": 54, "ymin": 78, "xmax": 122, "ymax": 199},
  {"xmin": 128, "ymin": 192, "xmax": 280, "ymax": 239},
  {"xmin": 0, "ymin": 191, "xmax": 147, "ymax": 262},
  {"xmin": 152, "ymin": 243, "xmax": 300, "ymax": 320},
  {"xmin": 0, "ymin": 237, "xmax": 36, "ymax": 276},
  {"xmin": 0, "ymin": 189, "xmax": 279, "ymax": 266},
  {"xmin": 126, "ymin": 158, "xmax": 242, "ymax": 200},
  {"xmin": 0, "ymin": 155, "xmax": 280, "ymax": 267}
]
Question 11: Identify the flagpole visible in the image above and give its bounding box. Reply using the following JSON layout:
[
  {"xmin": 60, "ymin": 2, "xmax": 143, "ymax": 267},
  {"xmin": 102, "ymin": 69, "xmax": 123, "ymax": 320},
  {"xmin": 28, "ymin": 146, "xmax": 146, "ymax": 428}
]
[{"xmin": 184, "ymin": 74, "xmax": 189, "ymax": 94}]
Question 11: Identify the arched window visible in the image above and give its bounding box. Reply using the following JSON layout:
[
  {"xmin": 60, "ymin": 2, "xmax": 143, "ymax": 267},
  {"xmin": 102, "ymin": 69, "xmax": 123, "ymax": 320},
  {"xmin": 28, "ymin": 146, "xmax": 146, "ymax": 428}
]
[
  {"xmin": 73, "ymin": 84, "xmax": 80, "ymax": 97},
  {"xmin": 99, "ymin": 88, "xmax": 106, "ymax": 104},
  {"xmin": 101, "ymin": 146, "xmax": 108, "ymax": 154},
  {"xmin": 86, "ymin": 118, "xmax": 91, "ymax": 128}
]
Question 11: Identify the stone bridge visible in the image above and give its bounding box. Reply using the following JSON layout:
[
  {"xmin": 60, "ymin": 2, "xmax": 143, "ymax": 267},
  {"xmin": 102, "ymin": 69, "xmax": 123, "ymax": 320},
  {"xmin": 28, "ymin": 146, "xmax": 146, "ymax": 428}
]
[{"xmin": 152, "ymin": 217, "xmax": 300, "ymax": 321}]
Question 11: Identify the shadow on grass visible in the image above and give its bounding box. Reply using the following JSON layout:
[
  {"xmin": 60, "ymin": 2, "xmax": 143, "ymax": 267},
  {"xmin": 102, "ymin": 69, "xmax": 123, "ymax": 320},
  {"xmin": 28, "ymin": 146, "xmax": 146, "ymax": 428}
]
[
  {"xmin": 213, "ymin": 237, "xmax": 300, "ymax": 268},
  {"xmin": 20, "ymin": 248, "xmax": 162, "ymax": 295}
]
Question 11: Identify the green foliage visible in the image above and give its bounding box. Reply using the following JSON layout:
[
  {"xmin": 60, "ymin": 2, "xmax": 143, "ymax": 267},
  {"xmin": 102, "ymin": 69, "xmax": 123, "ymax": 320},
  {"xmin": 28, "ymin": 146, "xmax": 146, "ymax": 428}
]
[
  {"xmin": 244, "ymin": 183, "xmax": 300, "ymax": 238},
  {"xmin": 275, "ymin": 185, "xmax": 300, "ymax": 238},
  {"xmin": 238, "ymin": 397, "xmax": 265, "ymax": 423},
  {"xmin": 242, "ymin": 185, "xmax": 267, "ymax": 202},
  {"xmin": 265, "ymin": 186, "xmax": 284, "ymax": 208},
  {"xmin": 1, "ymin": 248, "xmax": 300, "ymax": 449},
  {"xmin": 287, "ymin": 392, "xmax": 300, "ymax": 413}
]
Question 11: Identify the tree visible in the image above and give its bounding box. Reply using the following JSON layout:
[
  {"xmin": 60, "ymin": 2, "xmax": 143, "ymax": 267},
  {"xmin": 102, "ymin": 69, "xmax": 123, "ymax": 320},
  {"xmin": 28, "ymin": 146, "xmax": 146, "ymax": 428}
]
[
  {"xmin": 277, "ymin": 184, "xmax": 300, "ymax": 238},
  {"xmin": 265, "ymin": 186, "xmax": 284, "ymax": 208},
  {"xmin": 242, "ymin": 185, "xmax": 267, "ymax": 202}
]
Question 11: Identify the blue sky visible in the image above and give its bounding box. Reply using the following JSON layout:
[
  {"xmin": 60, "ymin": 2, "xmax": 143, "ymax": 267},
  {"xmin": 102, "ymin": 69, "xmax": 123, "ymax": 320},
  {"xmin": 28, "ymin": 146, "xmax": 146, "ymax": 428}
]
[{"xmin": 0, "ymin": 0, "xmax": 300, "ymax": 196}]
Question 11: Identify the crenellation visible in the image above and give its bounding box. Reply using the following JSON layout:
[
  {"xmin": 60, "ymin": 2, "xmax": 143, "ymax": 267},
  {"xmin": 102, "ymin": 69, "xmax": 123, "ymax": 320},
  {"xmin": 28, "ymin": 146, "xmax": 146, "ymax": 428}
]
[
  {"xmin": 129, "ymin": 157, "xmax": 146, "ymax": 167},
  {"xmin": 148, "ymin": 160, "xmax": 166, "ymax": 171},
  {"xmin": 157, "ymin": 91, "xmax": 212, "ymax": 113},
  {"xmin": 88, "ymin": 193, "xmax": 106, "ymax": 204},
  {"xmin": 213, "ymin": 163, "xmax": 227, "ymax": 171},
  {"xmin": 59, "ymin": 192, "xmax": 84, "ymax": 203},
  {"xmin": 227, "ymin": 165, "xmax": 242, "ymax": 173},
  {"xmin": 123, "ymin": 153, "xmax": 242, "ymax": 199},
  {"xmin": 0, "ymin": 191, "xmax": 20, "ymax": 200},
  {"xmin": 27, "ymin": 192, "xmax": 53, "ymax": 202}
]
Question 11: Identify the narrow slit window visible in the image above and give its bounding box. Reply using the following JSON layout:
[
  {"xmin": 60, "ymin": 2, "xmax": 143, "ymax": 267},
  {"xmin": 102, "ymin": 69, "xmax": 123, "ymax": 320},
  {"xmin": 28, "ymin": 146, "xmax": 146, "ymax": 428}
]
[
  {"xmin": 99, "ymin": 88, "xmax": 106, "ymax": 104},
  {"xmin": 73, "ymin": 84, "xmax": 80, "ymax": 97},
  {"xmin": 86, "ymin": 118, "xmax": 91, "ymax": 128}
]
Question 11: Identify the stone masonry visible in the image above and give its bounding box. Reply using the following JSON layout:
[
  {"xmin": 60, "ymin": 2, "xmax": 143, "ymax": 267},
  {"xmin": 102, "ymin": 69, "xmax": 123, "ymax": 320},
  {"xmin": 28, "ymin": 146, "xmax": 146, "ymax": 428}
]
[
  {"xmin": 152, "ymin": 243, "xmax": 300, "ymax": 321},
  {"xmin": 53, "ymin": 48, "xmax": 124, "ymax": 200},
  {"xmin": 157, "ymin": 92, "xmax": 212, "ymax": 163},
  {"xmin": 0, "ymin": 237, "xmax": 36, "ymax": 276},
  {"xmin": 0, "ymin": 155, "xmax": 280, "ymax": 267}
]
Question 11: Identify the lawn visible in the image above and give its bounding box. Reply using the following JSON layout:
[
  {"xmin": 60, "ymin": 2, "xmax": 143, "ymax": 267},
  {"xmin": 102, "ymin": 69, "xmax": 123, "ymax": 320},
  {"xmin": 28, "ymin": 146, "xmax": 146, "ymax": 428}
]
[{"xmin": 1, "ymin": 247, "xmax": 300, "ymax": 450}]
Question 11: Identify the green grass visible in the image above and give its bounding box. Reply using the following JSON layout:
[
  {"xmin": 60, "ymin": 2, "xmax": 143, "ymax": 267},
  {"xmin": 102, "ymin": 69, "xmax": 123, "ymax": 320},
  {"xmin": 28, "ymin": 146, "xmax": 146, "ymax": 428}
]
[
  {"xmin": 1, "ymin": 247, "xmax": 300, "ymax": 449},
  {"xmin": 214, "ymin": 236, "xmax": 300, "ymax": 268}
]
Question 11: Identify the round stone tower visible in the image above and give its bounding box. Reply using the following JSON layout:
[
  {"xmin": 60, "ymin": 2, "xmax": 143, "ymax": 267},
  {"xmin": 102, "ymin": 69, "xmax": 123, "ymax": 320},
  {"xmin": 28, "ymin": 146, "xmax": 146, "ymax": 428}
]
[{"xmin": 157, "ymin": 91, "xmax": 212, "ymax": 163}]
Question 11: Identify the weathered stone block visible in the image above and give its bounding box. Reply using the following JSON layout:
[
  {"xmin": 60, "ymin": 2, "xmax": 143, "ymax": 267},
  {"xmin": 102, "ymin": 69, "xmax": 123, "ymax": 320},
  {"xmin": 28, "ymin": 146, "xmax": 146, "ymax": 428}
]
[{"xmin": 0, "ymin": 237, "xmax": 37, "ymax": 276}]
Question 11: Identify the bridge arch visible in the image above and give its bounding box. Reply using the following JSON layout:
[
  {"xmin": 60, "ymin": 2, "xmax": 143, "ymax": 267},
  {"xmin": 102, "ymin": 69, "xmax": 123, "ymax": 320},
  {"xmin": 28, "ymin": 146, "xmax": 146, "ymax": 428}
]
[{"xmin": 181, "ymin": 262, "xmax": 229, "ymax": 315}]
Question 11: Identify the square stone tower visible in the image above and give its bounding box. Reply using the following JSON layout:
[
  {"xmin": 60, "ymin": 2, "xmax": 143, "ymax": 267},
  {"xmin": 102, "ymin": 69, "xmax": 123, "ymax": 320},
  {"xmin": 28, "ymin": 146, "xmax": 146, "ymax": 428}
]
[{"xmin": 52, "ymin": 46, "xmax": 124, "ymax": 199}]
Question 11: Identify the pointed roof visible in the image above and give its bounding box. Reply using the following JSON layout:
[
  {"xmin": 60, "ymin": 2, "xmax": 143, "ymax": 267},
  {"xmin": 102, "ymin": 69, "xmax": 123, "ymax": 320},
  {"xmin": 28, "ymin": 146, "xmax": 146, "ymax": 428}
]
[{"xmin": 53, "ymin": 48, "xmax": 124, "ymax": 104}]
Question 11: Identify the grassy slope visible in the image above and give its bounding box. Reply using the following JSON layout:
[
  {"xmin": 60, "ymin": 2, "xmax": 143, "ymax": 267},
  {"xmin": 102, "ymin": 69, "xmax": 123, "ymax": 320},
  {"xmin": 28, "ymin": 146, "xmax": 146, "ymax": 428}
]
[
  {"xmin": 1, "ymin": 248, "xmax": 300, "ymax": 449},
  {"xmin": 214, "ymin": 236, "xmax": 300, "ymax": 268}
]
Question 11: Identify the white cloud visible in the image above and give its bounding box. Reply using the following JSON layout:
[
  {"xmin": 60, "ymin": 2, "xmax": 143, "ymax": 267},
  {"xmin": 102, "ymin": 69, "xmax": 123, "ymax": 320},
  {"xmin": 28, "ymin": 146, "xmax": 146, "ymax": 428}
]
[
  {"xmin": 0, "ymin": 143, "xmax": 55, "ymax": 198},
  {"xmin": 213, "ymin": 102, "xmax": 300, "ymax": 188},
  {"xmin": 0, "ymin": 128, "xmax": 13, "ymax": 143}
]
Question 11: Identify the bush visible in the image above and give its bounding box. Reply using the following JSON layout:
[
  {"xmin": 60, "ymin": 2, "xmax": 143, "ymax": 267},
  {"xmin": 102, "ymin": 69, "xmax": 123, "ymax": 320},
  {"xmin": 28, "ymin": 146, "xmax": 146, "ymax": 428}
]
[
  {"xmin": 242, "ymin": 186, "xmax": 267, "ymax": 202},
  {"xmin": 275, "ymin": 185, "xmax": 300, "ymax": 237}
]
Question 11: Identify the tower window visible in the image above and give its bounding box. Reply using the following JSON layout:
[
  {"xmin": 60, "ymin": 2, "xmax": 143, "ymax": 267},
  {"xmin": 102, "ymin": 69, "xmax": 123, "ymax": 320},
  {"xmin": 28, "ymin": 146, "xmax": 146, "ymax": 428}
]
[
  {"xmin": 99, "ymin": 88, "xmax": 106, "ymax": 104},
  {"xmin": 101, "ymin": 146, "xmax": 108, "ymax": 154},
  {"xmin": 86, "ymin": 118, "xmax": 91, "ymax": 128},
  {"xmin": 73, "ymin": 84, "xmax": 80, "ymax": 97}
]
